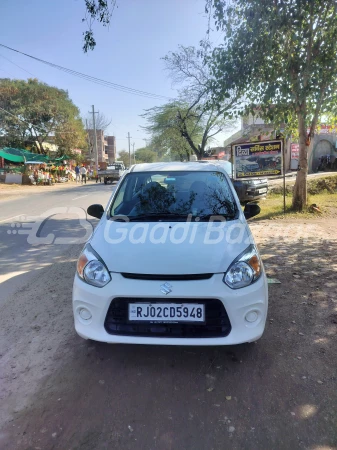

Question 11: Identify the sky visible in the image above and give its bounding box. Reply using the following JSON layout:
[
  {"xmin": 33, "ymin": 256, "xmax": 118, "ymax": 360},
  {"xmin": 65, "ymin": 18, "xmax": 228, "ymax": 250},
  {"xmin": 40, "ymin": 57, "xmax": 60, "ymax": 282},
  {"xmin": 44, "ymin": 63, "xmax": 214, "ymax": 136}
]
[{"xmin": 0, "ymin": 0, "xmax": 238, "ymax": 154}]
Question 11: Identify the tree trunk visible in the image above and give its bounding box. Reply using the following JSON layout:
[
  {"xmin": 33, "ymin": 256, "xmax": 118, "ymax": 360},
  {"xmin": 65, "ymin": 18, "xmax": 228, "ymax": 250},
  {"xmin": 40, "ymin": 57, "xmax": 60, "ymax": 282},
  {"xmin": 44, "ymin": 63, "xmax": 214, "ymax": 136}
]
[
  {"xmin": 35, "ymin": 140, "xmax": 45, "ymax": 155},
  {"xmin": 292, "ymin": 113, "xmax": 309, "ymax": 211}
]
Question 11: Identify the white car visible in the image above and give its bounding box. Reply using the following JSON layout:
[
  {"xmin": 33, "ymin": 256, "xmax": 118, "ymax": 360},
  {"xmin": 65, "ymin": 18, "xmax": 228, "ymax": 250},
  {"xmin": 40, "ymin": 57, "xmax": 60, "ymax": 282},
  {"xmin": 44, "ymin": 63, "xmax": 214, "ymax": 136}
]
[{"xmin": 73, "ymin": 162, "xmax": 268, "ymax": 345}]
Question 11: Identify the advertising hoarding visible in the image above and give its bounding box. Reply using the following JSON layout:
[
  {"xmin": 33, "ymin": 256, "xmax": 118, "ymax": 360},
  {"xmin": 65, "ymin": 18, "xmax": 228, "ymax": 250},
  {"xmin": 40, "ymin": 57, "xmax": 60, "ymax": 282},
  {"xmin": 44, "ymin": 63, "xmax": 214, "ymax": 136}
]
[{"xmin": 233, "ymin": 140, "xmax": 283, "ymax": 179}]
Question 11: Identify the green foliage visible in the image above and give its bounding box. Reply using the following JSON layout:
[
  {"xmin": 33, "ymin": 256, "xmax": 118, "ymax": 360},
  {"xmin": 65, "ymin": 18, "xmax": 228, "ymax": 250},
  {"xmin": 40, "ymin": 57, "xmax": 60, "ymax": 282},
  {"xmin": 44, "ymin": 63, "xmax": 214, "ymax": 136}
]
[
  {"xmin": 143, "ymin": 45, "xmax": 237, "ymax": 160},
  {"xmin": 142, "ymin": 101, "xmax": 203, "ymax": 162},
  {"xmin": 117, "ymin": 150, "xmax": 130, "ymax": 167},
  {"xmin": 134, "ymin": 147, "xmax": 157, "ymax": 163},
  {"xmin": 207, "ymin": 0, "xmax": 337, "ymax": 210},
  {"xmin": 208, "ymin": 0, "xmax": 337, "ymax": 127},
  {"xmin": 55, "ymin": 118, "xmax": 87, "ymax": 156},
  {"xmin": 82, "ymin": 0, "xmax": 117, "ymax": 52},
  {"xmin": 0, "ymin": 78, "xmax": 86, "ymax": 155}
]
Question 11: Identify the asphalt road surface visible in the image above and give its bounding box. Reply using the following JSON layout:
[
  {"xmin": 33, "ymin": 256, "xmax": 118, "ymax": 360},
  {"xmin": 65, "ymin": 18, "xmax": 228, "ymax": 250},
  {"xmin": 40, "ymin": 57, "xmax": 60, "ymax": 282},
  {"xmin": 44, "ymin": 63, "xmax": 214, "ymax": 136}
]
[{"xmin": 0, "ymin": 182, "xmax": 336, "ymax": 450}]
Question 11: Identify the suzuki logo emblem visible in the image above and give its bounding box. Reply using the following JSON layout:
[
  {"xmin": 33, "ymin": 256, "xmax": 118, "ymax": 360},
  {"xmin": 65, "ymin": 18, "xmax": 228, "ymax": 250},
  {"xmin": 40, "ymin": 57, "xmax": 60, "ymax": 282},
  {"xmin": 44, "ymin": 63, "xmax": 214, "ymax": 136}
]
[{"xmin": 160, "ymin": 282, "xmax": 172, "ymax": 295}]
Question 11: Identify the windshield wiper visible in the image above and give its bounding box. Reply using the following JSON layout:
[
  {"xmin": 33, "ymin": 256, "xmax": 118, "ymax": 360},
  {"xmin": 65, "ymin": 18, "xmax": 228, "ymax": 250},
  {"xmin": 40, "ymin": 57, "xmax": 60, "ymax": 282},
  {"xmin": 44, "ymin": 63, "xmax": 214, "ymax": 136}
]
[
  {"xmin": 197, "ymin": 212, "xmax": 237, "ymax": 221},
  {"xmin": 128, "ymin": 212, "xmax": 189, "ymax": 221}
]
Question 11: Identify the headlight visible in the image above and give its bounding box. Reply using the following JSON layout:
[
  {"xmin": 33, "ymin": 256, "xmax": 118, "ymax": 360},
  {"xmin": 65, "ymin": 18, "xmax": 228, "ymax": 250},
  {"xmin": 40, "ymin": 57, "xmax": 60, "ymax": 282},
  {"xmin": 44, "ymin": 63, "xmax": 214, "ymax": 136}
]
[
  {"xmin": 76, "ymin": 244, "xmax": 111, "ymax": 288},
  {"xmin": 224, "ymin": 244, "xmax": 262, "ymax": 289}
]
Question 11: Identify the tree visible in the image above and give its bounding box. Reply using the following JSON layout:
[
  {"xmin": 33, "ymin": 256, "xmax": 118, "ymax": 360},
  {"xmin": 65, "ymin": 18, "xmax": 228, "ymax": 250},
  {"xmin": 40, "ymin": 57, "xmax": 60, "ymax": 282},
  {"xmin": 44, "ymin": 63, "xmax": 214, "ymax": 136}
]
[
  {"xmin": 207, "ymin": 0, "xmax": 337, "ymax": 210},
  {"xmin": 142, "ymin": 101, "xmax": 203, "ymax": 162},
  {"xmin": 143, "ymin": 45, "xmax": 237, "ymax": 161},
  {"xmin": 0, "ymin": 78, "xmax": 86, "ymax": 154},
  {"xmin": 83, "ymin": 0, "xmax": 117, "ymax": 52},
  {"xmin": 118, "ymin": 149, "xmax": 130, "ymax": 167},
  {"xmin": 54, "ymin": 118, "xmax": 87, "ymax": 157},
  {"xmin": 85, "ymin": 112, "xmax": 112, "ymax": 131},
  {"xmin": 135, "ymin": 147, "xmax": 157, "ymax": 163}
]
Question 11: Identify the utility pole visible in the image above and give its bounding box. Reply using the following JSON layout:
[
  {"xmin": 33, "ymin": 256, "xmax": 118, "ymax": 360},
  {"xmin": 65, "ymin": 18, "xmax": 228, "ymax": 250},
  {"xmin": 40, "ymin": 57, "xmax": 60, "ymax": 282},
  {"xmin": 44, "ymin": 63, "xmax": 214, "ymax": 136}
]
[
  {"xmin": 89, "ymin": 105, "xmax": 99, "ymax": 171},
  {"xmin": 85, "ymin": 119, "xmax": 91, "ymax": 157},
  {"xmin": 127, "ymin": 132, "xmax": 132, "ymax": 167},
  {"xmin": 132, "ymin": 142, "xmax": 135, "ymax": 164}
]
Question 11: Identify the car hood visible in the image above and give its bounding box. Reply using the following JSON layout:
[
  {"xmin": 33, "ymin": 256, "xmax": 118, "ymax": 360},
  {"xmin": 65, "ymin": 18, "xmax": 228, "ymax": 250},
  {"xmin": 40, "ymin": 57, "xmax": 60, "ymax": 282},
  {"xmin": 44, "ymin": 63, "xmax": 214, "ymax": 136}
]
[{"xmin": 90, "ymin": 217, "xmax": 253, "ymax": 274}]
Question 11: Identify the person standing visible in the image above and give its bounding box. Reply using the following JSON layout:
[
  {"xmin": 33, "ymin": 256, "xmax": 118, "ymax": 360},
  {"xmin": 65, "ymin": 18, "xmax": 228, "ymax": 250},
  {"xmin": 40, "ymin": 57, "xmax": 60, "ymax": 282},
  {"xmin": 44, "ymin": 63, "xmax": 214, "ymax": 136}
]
[
  {"xmin": 75, "ymin": 164, "xmax": 80, "ymax": 183},
  {"xmin": 80, "ymin": 165, "xmax": 87, "ymax": 184},
  {"xmin": 95, "ymin": 168, "xmax": 102, "ymax": 183},
  {"xmin": 33, "ymin": 167, "xmax": 39, "ymax": 184}
]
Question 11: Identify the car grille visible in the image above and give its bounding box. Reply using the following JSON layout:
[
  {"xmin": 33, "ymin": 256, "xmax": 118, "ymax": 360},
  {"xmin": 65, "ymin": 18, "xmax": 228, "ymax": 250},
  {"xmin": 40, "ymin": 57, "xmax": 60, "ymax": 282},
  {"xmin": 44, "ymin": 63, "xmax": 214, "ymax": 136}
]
[
  {"xmin": 121, "ymin": 273, "xmax": 213, "ymax": 281},
  {"xmin": 104, "ymin": 298, "xmax": 231, "ymax": 338}
]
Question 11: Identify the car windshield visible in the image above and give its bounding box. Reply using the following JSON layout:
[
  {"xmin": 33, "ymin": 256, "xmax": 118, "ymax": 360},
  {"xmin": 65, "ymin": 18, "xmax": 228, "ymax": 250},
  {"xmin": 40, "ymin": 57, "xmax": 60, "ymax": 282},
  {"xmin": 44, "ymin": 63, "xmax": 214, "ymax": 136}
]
[{"xmin": 110, "ymin": 170, "xmax": 237, "ymax": 221}]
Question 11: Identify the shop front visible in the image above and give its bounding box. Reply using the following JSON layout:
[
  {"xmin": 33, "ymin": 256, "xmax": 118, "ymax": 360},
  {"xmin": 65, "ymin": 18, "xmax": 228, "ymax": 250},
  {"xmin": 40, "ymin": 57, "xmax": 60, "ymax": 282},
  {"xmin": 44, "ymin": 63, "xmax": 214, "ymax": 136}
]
[{"xmin": 0, "ymin": 147, "xmax": 74, "ymax": 185}]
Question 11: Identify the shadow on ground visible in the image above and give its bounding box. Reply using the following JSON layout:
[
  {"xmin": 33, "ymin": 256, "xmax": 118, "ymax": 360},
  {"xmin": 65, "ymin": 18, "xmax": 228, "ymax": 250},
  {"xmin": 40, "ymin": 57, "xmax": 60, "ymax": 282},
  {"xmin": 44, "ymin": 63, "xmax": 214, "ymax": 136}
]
[{"xmin": 0, "ymin": 232, "xmax": 336, "ymax": 450}]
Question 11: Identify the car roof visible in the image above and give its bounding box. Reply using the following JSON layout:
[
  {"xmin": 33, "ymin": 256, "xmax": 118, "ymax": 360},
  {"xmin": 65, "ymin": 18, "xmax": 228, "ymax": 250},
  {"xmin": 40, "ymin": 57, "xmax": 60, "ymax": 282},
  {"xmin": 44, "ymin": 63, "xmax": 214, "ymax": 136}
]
[{"xmin": 130, "ymin": 162, "xmax": 224, "ymax": 173}]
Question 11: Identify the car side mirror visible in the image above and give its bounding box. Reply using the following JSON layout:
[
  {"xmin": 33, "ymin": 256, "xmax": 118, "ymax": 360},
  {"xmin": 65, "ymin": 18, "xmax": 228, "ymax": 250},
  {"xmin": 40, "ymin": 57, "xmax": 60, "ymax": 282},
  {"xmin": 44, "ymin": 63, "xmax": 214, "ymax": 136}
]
[
  {"xmin": 244, "ymin": 203, "xmax": 260, "ymax": 220},
  {"xmin": 87, "ymin": 204, "xmax": 104, "ymax": 219}
]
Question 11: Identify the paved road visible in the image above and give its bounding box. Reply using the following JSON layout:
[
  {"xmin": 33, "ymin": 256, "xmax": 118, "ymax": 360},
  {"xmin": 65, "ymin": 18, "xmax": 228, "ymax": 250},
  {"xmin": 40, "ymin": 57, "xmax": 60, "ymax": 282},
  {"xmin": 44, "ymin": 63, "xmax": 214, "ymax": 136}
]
[
  {"xmin": 0, "ymin": 182, "xmax": 113, "ymax": 299},
  {"xmin": 268, "ymin": 170, "xmax": 337, "ymax": 186},
  {"xmin": 0, "ymin": 182, "xmax": 336, "ymax": 450}
]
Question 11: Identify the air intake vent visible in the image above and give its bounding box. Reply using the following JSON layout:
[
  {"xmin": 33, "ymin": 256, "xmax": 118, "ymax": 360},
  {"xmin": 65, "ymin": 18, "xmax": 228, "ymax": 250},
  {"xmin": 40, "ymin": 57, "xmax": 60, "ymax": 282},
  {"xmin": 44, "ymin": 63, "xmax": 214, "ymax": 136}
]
[{"xmin": 121, "ymin": 273, "xmax": 213, "ymax": 281}]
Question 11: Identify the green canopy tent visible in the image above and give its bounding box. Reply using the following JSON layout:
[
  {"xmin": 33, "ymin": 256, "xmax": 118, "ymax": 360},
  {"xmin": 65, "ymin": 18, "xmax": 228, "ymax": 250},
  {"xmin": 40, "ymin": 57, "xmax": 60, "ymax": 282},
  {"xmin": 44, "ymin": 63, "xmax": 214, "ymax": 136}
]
[
  {"xmin": 0, "ymin": 148, "xmax": 76, "ymax": 167},
  {"xmin": 0, "ymin": 147, "xmax": 27, "ymax": 163},
  {"xmin": 52, "ymin": 154, "xmax": 72, "ymax": 161},
  {"xmin": 24, "ymin": 153, "xmax": 50, "ymax": 164},
  {"xmin": 0, "ymin": 147, "xmax": 51, "ymax": 164}
]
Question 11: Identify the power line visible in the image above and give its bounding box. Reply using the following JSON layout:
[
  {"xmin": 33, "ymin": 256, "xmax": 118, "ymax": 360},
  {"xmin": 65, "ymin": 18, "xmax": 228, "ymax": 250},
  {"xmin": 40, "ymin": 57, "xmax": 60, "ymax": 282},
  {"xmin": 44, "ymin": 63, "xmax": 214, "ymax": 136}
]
[
  {"xmin": 0, "ymin": 52, "xmax": 35, "ymax": 77},
  {"xmin": 0, "ymin": 43, "xmax": 174, "ymax": 101}
]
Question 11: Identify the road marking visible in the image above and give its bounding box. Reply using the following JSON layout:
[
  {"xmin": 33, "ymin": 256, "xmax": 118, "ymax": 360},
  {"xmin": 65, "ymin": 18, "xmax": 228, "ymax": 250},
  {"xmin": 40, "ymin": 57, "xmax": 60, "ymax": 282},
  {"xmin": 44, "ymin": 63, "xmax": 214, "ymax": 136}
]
[
  {"xmin": 0, "ymin": 214, "xmax": 22, "ymax": 223},
  {"xmin": 72, "ymin": 195, "xmax": 88, "ymax": 201}
]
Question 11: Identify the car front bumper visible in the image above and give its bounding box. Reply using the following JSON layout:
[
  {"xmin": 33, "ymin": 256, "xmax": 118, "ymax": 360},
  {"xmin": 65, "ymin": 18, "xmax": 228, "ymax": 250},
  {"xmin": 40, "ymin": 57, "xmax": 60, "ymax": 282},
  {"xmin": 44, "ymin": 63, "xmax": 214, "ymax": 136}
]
[
  {"xmin": 72, "ymin": 273, "xmax": 268, "ymax": 346},
  {"xmin": 244, "ymin": 191, "xmax": 268, "ymax": 202}
]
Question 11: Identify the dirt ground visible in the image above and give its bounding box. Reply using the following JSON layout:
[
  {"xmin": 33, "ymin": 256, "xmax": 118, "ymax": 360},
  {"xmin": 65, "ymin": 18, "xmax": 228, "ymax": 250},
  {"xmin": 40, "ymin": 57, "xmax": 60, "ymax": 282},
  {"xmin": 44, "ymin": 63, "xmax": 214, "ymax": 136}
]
[{"xmin": 0, "ymin": 217, "xmax": 336, "ymax": 450}]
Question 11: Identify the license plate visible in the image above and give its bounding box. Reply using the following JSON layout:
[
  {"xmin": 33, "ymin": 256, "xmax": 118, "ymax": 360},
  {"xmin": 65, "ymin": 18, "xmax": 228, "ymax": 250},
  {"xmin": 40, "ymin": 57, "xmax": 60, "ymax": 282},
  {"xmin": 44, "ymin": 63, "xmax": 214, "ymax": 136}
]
[
  {"xmin": 128, "ymin": 303, "xmax": 205, "ymax": 322},
  {"xmin": 258, "ymin": 188, "xmax": 267, "ymax": 194}
]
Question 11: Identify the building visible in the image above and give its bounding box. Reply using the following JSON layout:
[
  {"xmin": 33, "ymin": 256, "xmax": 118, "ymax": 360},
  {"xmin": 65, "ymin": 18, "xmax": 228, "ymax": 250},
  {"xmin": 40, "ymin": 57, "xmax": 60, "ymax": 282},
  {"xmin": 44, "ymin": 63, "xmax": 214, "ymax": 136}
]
[
  {"xmin": 87, "ymin": 130, "xmax": 117, "ymax": 164},
  {"xmin": 87, "ymin": 129, "xmax": 107, "ymax": 163},
  {"xmin": 310, "ymin": 125, "xmax": 337, "ymax": 172},
  {"xmin": 105, "ymin": 136, "xmax": 116, "ymax": 163},
  {"xmin": 206, "ymin": 146, "xmax": 231, "ymax": 161},
  {"xmin": 221, "ymin": 114, "xmax": 337, "ymax": 173}
]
